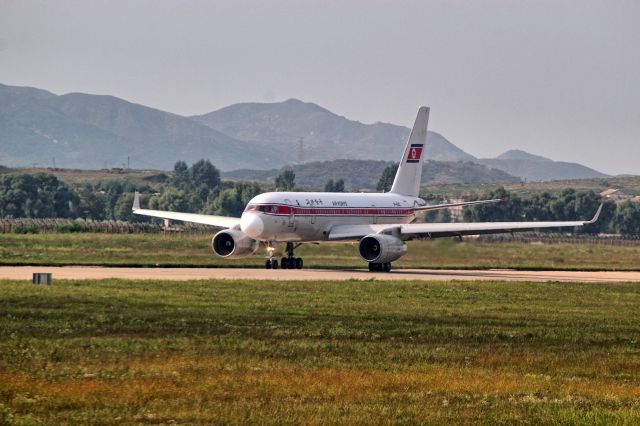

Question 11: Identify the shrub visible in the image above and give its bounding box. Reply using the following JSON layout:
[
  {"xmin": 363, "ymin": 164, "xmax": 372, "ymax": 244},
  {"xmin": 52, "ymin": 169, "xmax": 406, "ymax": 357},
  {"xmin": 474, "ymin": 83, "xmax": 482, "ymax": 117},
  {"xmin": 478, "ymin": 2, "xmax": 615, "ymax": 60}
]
[
  {"xmin": 56, "ymin": 221, "xmax": 89, "ymax": 233},
  {"xmin": 13, "ymin": 225, "xmax": 39, "ymax": 234}
]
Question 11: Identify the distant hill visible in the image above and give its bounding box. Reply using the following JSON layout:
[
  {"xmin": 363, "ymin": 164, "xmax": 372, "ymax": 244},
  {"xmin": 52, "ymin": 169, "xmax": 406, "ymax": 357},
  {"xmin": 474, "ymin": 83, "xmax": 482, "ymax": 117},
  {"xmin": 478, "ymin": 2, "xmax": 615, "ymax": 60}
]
[
  {"xmin": 0, "ymin": 83, "xmax": 612, "ymax": 181},
  {"xmin": 194, "ymin": 100, "xmax": 610, "ymax": 181},
  {"xmin": 223, "ymin": 159, "xmax": 519, "ymax": 190},
  {"xmin": 192, "ymin": 99, "xmax": 476, "ymax": 163},
  {"xmin": 496, "ymin": 149, "xmax": 552, "ymax": 162},
  {"xmin": 0, "ymin": 83, "xmax": 289, "ymax": 171},
  {"xmin": 478, "ymin": 150, "xmax": 608, "ymax": 181}
]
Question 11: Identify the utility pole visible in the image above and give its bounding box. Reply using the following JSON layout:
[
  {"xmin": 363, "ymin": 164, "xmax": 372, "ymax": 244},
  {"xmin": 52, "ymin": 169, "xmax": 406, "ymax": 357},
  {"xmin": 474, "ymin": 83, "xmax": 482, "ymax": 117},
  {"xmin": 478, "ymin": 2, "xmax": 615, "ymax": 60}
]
[
  {"xmin": 52, "ymin": 157, "xmax": 56, "ymax": 169},
  {"xmin": 127, "ymin": 156, "xmax": 130, "ymax": 169}
]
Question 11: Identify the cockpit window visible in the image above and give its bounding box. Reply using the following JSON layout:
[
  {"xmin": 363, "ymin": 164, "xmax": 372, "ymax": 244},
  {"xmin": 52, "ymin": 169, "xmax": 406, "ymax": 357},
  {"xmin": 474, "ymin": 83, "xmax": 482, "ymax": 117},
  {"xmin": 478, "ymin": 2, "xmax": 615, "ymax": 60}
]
[{"xmin": 244, "ymin": 204, "xmax": 271, "ymax": 212}]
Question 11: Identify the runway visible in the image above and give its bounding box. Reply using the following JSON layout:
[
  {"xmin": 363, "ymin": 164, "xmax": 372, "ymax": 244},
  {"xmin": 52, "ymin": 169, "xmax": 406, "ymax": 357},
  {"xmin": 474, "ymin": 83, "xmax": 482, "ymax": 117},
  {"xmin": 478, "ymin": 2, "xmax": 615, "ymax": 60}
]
[{"xmin": 2, "ymin": 266, "xmax": 640, "ymax": 282}]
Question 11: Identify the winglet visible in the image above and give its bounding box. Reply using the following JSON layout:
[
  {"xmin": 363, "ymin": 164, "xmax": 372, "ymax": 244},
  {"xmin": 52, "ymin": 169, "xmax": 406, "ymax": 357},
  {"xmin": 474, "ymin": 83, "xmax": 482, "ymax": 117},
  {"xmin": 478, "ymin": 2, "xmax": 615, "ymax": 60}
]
[
  {"xmin": 585, "ymin": 203, "xmax": 603, "ymax": 224},
  {"xmin": 132, "ymin": 190, "xmax": 141, "ymax": 211}
]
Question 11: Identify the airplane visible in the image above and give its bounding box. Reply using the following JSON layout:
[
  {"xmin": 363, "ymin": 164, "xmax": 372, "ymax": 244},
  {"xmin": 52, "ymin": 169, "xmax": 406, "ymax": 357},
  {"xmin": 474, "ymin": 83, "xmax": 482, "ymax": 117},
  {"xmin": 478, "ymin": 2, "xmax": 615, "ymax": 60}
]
[{"xmin": 132, "ymin": 106, "xmax": 602, "ymax": 272}]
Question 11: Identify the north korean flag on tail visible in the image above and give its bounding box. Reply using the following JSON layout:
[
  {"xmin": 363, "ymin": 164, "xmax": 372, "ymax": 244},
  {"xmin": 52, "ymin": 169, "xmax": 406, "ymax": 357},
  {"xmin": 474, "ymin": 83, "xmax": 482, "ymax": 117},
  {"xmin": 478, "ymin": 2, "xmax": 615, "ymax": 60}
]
[{"xmin": 406, "ymin": 144, "xmax": 424, "ymax": 163}]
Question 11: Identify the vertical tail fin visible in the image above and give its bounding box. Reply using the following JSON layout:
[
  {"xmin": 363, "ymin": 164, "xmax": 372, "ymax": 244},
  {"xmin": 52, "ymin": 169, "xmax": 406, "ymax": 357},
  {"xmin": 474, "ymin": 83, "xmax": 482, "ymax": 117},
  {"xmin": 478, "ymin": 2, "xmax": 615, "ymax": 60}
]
[{"xmin": 389, "ymin": 106, "xmax": 430, "ymax": 197}]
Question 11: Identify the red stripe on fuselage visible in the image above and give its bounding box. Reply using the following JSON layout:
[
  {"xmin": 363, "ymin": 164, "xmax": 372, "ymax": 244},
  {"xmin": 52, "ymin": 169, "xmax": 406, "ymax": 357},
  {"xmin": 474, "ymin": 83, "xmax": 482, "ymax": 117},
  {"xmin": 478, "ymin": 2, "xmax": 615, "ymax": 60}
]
[{"xmin": 245, "ymin": 204, "xmax": 415, "ymax": 217}]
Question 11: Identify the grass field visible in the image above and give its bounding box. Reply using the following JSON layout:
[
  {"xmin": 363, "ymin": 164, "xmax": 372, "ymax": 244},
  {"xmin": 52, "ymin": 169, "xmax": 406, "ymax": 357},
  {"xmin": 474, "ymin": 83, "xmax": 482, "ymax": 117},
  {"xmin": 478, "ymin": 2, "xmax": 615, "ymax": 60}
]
[
  {"xmin": 0, "ymin": 232, "xmax": 639, "ymax": 271},
  {"xmin": 0, "ymin": 278, "xmax": 639, "ymax": 424}
]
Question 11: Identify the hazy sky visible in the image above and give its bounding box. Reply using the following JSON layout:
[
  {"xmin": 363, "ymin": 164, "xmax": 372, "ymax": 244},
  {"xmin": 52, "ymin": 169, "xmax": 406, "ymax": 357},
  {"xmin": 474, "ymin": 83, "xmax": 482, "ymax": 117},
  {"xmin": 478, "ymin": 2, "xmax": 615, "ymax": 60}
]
[{"xmin": 1, "ymin": 0, "xmax": 638, "ymax": 174}]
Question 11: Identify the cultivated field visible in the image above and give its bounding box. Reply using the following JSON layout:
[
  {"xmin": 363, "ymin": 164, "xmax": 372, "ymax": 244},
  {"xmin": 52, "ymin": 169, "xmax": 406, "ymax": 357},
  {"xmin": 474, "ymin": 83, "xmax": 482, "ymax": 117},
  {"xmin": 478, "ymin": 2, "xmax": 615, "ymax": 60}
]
[
  {"xmin": 0, "ymin": 278, "xmax": 639, "ymax": 424},
  {"xmin": 0, "ymin": 233, "xmax": 639, "ymax": 271}
]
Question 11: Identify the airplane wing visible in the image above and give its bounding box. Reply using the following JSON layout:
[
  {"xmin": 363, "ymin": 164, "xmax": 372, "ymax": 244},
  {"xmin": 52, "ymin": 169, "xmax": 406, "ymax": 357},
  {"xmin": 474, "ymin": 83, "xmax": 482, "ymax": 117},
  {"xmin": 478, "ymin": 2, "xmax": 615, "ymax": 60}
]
[
  {"xmin": 131, "ymin": 191, "xmax": 241, "ymax": 228},
  {"xmin": 414, "ymin": 198, "xmax": 503, "ymax": 212},
  {"xmin": 328, "ymin": 204, "xmax": 603, "ymax": 241}
]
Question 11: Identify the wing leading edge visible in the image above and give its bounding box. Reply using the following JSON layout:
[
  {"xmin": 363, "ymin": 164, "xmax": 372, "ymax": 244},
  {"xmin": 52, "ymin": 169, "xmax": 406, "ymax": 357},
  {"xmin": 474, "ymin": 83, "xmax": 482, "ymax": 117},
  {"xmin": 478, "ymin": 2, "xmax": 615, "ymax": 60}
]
[
  {"xmin": 329, "ymin": 204, "xmax": 603, "ymax": 241},
  {"xmin": 132, "ymin": 191, "xmax": 241, "ymax": 228}
]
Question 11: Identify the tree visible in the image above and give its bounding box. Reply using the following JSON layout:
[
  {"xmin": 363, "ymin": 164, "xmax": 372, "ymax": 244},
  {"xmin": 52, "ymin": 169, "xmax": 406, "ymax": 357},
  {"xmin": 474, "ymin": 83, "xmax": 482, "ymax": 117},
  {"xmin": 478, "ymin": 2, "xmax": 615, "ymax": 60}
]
[
  {"xmin": 170, "ymin": 160, "xmax": 190, "ymax": 190},
  {"xmin": 324, "ymin": 178, "xmax": 345, "ymax": 192},
  {"xmin": 190, "ymin": 159, "xmax": 220, "ymax": 189},
  {"xmin": 424, "ymin": 207, "xmax": 451, "ymax": 223},
  {"xmin": 463, "ymin": 187, "xmax": 522, "ymax": 222},
  {"xmin": 208, "ymin": 182, "xmax": 263, "ymax": 217},
  {"xmin": 148, "ymin": 188, "xmax": 191, "ymax": 213},
  {"xmin": 614, "ymin": 201, "xmax": 640, "ymax": 236},
  {"xmin": 0, "ymin": 173, "xmax": 79, "ymax": 218},
  {"xmin": 77, "ymin": 184, "xmax": 106, "ymax": 220},
  {"xmin": 275, "ymin": 168, "xmax": 295, "ymax": 191},
  {"xmin": 376, "ymin": 163, "xmax": 398, "ymax": 192}
]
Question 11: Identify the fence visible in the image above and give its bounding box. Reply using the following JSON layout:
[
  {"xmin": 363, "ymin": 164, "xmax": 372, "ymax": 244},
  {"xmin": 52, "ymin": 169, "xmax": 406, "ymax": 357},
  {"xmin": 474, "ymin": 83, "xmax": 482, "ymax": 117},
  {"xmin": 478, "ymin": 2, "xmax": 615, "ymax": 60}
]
[
  {"xmin": 477, "ymin": 232, "xmax": 640, "ymax": 246},
  {"xmin": 0, "ymin": 218, "xmax": 212, "ymax": 234}
]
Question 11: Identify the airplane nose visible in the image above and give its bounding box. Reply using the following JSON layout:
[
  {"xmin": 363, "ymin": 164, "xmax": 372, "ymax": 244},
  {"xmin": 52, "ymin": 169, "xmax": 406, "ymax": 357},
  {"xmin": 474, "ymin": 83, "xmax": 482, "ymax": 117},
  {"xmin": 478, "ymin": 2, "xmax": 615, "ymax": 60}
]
[{"xmin": 240, "ymin": 213, "xmax": 264, "ymax": 239}]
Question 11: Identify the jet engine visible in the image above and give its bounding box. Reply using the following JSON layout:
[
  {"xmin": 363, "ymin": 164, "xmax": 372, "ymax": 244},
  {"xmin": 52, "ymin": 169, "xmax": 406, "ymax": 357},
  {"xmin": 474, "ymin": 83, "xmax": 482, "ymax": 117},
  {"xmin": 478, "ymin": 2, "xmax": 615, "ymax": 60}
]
[
  {"xmin": 212, "ymin": 229, "xmax": 259, "ymax": 259},
  {"xmin": 358, "ymin": 234, "xmax": 407, "ymax": 264}
]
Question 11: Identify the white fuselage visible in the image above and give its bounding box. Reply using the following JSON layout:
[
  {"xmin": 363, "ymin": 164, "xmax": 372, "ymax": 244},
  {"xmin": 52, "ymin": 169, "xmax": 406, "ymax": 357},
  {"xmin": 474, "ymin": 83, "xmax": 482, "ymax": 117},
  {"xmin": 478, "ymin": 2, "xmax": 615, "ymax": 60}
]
[{"xmin": 240, "ymin": 191, "xmax": 425, "ymax": 242}]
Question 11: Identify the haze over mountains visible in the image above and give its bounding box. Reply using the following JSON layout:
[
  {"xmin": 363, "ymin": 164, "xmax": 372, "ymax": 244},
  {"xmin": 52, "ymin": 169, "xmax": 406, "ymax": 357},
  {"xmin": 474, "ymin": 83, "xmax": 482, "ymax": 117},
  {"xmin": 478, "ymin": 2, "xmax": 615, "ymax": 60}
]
[
  {"xmin": 224, "ymin": 160, "xmax": 519, "ymax": 191},
  {"xmin": 0, "ymin": 83, "xmax": 609, "ymax": 182}
]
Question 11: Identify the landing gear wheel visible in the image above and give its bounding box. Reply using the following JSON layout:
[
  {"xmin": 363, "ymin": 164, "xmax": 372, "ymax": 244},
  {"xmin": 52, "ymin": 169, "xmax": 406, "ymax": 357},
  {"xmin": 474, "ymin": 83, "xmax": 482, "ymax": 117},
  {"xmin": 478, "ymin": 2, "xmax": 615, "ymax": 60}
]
[
  {"xmin": 271, "ymin": 259, "xmax": 278, "ymax": 269},
  {"xmin": 281, "ymin": 242, "xmax": 304, "ymax": 270},
  {"xmin": 368, "ymin": 262, "xmax": 391, "ymax": 272},
  {"xmin": 265, "ymin": 259, "xmax": 272, "ymax": 269}
]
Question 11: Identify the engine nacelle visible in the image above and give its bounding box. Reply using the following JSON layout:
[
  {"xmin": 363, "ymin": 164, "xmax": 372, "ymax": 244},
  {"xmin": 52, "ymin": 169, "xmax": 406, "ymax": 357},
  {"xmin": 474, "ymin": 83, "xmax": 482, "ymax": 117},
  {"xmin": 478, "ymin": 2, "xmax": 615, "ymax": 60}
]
[
  {"xmin": 358, "ymin": 234, "xmax": 407, "ymax": 264},
  {"xmin": 212, "ymin": 229, "xmax": 259, "ymax": 259}
]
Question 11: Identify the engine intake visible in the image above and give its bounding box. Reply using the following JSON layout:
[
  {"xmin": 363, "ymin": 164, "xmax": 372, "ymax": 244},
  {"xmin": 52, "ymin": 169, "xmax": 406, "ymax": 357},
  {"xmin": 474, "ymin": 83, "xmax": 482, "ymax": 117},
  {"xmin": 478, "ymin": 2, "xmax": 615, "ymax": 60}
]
[
  {"xmin": 359, "ymin": 234, "xmax": 407, "ymax": 264},
  {"xmin": 212, "ymin": 229, "xmax": 259, "ymax": 259}
]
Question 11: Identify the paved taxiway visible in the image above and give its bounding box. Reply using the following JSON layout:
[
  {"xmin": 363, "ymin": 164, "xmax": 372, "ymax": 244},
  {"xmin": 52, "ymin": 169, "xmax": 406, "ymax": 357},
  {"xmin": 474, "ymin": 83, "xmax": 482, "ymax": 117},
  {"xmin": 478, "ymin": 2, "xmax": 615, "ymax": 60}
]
[{"xmin": 1, "ymin": 266, "xmax": 639, "ymax": 282}]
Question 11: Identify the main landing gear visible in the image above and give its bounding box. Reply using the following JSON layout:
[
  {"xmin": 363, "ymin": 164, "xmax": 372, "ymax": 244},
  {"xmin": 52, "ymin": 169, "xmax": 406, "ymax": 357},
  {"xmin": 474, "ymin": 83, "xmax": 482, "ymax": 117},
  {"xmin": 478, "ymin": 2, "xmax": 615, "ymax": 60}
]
[
  {"xmin": 265, "ymin": 242, "xmax": 303, "ymax": 270},
  {"xmin": 368, "ymin": 262, "xmax": 392, "ymax": 272}
]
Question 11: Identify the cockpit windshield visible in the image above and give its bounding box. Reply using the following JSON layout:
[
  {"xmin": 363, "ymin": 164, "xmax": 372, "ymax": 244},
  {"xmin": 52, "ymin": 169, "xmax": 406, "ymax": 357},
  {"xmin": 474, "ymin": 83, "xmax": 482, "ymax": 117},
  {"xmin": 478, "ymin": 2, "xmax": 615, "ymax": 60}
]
[
  {"xmin": 244, "ymin": 204, "xmax": 280, "ymax": 213},
  {"xmin": 244, "ymin": 204, "xmax": 270, "ymax": 213}
]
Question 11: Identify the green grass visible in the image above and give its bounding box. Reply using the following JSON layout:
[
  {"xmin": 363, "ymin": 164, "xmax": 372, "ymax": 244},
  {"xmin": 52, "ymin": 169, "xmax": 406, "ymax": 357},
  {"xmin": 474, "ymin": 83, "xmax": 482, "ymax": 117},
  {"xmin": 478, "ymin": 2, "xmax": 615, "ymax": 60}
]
[
  {"xmin": 0, "ymin": 278, "xmax": 639, "ymax": 424},
  {"xmin": 1, "ymin": 232, "xmax": 639, "ymax": 270}
]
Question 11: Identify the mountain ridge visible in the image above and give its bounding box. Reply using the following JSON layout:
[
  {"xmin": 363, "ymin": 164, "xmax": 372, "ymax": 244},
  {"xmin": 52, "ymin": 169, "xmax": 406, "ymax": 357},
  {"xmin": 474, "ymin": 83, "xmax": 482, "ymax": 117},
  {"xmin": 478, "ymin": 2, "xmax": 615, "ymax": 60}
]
[
  {"xmin": 0, "ymin": 83, "xmax": 288, "ymax": 171},
  {"xmin": 0, "ymin": 83, "xmax": 611, "ymax": 181},
  {"xmin": 192, "ymin": 99, "xmax": 476, "ymax": 163},
  {"xmin": 223, "ymin": 159, "xmax": 520, "ymax": 191}
]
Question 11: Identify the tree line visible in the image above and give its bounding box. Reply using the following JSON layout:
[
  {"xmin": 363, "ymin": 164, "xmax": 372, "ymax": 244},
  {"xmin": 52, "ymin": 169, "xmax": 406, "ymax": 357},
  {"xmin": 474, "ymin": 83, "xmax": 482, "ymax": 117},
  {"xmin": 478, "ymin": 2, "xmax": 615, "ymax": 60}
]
[{"xmin": 0, "ymin": 160, "xmax": 639, "ymax": 235}]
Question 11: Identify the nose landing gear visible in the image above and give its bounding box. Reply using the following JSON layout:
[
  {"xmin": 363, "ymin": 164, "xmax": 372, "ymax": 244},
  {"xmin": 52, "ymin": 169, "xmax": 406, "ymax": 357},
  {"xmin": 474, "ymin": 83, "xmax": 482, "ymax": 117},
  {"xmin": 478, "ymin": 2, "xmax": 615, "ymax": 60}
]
[{"xmin": 265, "ymin": 242, "xmax": 278, "ymax": 269}]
